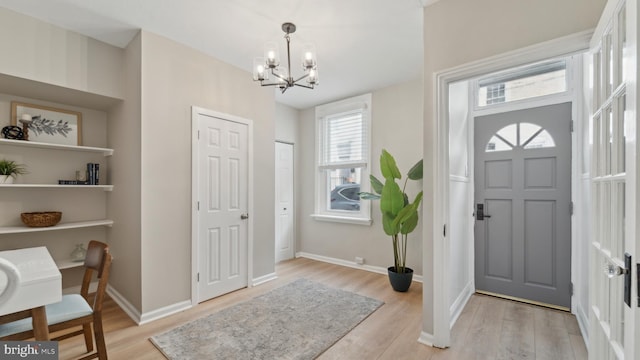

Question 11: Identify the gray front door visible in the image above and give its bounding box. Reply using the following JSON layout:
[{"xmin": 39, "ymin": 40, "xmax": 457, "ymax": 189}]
[{"xmin": 474, "ymin": 102, "xmax": 572, "ymax": 309}]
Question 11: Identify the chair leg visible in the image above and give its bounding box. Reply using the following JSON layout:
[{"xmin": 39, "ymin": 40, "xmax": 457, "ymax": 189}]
[
  {"xmin": 93, "ymin": 317, "xmax": 107, "ymax": 360},
  {"xmin": 82, "ymin": 323, "xmax": 94, "ymax": 353}
]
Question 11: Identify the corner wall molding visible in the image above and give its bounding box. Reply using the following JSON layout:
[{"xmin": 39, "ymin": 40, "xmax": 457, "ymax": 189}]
[
  {"xmin": 252, "ymin": 272, "xmax": 278, "ymax": 287},
  {"xmin": 106, "ymin": 286, "xmax": 142, "ymax": 324}
]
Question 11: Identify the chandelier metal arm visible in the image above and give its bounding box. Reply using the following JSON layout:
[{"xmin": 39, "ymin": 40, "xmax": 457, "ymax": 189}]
[
  {"xmin": 253, "ymin": 22, "xmax": 317, "ymax": 93},
  {"xmin": 293, "ymin": 83, "xmax": 315, "ymax": 89},
  {"xmin": 293, "ymin": 73, "xmax": 310, "ymax": 83}
]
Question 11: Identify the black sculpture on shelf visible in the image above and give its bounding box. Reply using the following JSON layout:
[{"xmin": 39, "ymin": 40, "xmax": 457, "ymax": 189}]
[{"xmin": 1, "ymin": 125, "xmax": 24, "ymax": 140}]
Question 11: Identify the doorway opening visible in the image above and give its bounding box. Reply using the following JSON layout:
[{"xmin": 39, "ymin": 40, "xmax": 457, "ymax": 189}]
[{"xmin": 444, "ymin": 53, "xmax": 589, "ymax": 339}]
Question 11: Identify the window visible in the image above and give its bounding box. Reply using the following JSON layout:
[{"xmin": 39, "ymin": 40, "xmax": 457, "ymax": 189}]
[
  {"xmin": 313, "ymin": 93, "xmax": 372, "ymax": 225},
  {"xmin": 485, "ymin": 122, "xmax": 556, "ymax": 152},
  {"xmin": 477, "ymin": 60, "xmax": 568, "ymax": 107}
]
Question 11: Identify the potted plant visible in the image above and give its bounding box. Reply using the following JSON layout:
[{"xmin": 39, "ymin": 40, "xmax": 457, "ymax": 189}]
[
  {"xmin": 360, "ymin": 149, "xmax": 423, "ymax": 292},
  {"xmin": 0, "ymin": 159, "xmax": 27, "ymax": 184}
]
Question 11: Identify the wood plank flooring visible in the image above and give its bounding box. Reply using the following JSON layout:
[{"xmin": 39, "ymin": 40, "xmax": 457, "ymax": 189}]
[{"xmin": 55, "ymin": 258, "xmax": 587, "ymax": 359}]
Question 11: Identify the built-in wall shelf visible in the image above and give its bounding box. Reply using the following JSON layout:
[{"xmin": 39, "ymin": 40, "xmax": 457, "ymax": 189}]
[
  {"xmin": 0, "ymin": 219, "xmax": 114, "ymax": 234},
  {"xmin": 56, "ymin": 259, "xmax": 84, "ymax": 270},
  {"xmin": 0, "ymin": 184, "xmax": 113, "ymax": 191},
  {"xmin": 0, "ymin": 138, "xmax": 114, "ymax": 156}
]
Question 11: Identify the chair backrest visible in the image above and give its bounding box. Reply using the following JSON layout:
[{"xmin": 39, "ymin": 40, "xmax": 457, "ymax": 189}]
[{"xmin": 80, "ymin": 241, "xmax": 112, "ymax": 312}]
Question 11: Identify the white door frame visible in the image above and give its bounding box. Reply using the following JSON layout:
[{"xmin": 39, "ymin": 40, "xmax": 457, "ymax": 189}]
[
  {"xmin": 190, "ymin": 106, "xmax": 254, "ymax": 305},
  {"xmin": 428, "ymin": 31, "xmax": 593, "ymax": 347}
]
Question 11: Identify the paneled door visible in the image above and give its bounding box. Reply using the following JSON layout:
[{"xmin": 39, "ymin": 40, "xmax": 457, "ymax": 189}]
[
  {"xmin": 196, "ymin": 112, "xmax": 249, "ymax": 302},
  {"xmin": 587, "ymin": 0, "xmax": 637, "ymax": 358},
  {"xmin": 275, "ymin": 142, "xmax": 294, "ymax": 263},
  {"xmin": 474, "ymin": 103, "xmax": 572, "ymax": 309}
]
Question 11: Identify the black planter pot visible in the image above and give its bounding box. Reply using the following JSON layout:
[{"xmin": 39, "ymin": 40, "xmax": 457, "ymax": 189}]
[{"xmin": 387, "ymin": 266, "xmax": 414, "ymax": 292}]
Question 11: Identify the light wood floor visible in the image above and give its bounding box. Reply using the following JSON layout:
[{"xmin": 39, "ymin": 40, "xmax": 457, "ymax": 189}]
[{"xmin": 56, "ymin": 257, "xmax": 587, "ymax": 359}]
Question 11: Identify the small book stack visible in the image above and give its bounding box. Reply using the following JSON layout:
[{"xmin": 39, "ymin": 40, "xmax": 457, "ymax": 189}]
[
  {"xmin": 87, "ymin": 163, "xmax": 100, "ymax": 185},
  {"xmin": 58, "ymin": 163, "xmax": 100, "ymax": 185}
]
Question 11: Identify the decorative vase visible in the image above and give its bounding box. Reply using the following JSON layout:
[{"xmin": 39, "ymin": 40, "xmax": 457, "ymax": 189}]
[
  {"xmin": 0, "ymin": 175, "xmax": 14, "ymax": 184},
  {"xmin": 71, "ymin": 243, "xmax": 87, "ymax": 262},
  {"xmin": 387, "ymin": 266, "xmax": 414, "ymax": 292}
]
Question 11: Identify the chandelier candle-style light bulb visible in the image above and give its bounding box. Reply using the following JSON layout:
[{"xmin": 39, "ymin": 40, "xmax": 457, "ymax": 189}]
[
  {"xmin": 252, "ymin": 22, "xmax": 318, "ymax": 93},
  {"xmin": 253, "ymin": 57, "xmax": 268, "ymax": 81},
  {"xmin": 301, "ymin": 44, "xmax": 317, "ymax": 69},
  {"xmin": 264, "ymin": 42, "xmax": 279, "ymax": 68},
  {"xmin": 307, "ymin": 69, "xmax": 318, "ymax": 85}
]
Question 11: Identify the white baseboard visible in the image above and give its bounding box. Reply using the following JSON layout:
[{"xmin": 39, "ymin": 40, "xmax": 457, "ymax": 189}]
[
  {"xmin": 252, "ymin": 272, "xmax": 278, "ymax": 286},
  {"xmin": 106, "ymin": 285, "xmax": 143, "ymax": 324},
  {"xmin": 107, "ymin": 285, "xmax": 192, "ymax": 326},
  {"xmin": 576, "ymin": 304, "xmax": 589, "ymax": 348},
  {"xmin": 449, "ymin": 281, "xmax": 473, "ymax": 329},
  {"xmin": 138, "ymin": 299, "xmax": 192, "ymax": 325},
  {"xmin": 418, "ymin": 331, "xmax": 435, "ymax": 347},
  {"xmin": 296, "ymin": 252, "xmax": 423, "ymax": 283}
]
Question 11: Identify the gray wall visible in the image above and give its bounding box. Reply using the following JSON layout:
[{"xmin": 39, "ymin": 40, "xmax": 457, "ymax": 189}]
[
  {"xmin": 0, "ymin": 7, "xmax": 123, "ymax": 99},
  {"xmin": 139, "ymin": 30, "xmax": 276, "ymax": 313},
  {"xmin": 107, "ymin": 32, "xmax": 143, "ymax": 310},
  {"xmin": 0, "ymin": 7, "xmax": 277, "ymax": 317},
  {"xmin": 297, "ymin": 79, "xmax": 424, "ymax": 273}
]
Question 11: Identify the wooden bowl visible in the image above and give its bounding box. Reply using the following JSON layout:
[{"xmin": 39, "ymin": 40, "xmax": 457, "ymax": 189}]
[{"xmin": 20, "ymin": 212, "xmax": 62, "ymax": 227}]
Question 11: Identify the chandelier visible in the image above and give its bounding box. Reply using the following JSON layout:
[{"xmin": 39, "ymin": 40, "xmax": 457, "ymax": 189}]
[{"xmin": 252, "ymin": 22, "xmax": 318, "ymax": 93}]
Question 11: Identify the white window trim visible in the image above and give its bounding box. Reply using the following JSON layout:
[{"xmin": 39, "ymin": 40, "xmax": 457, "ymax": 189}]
[{"xmin": 312, "ymin": 93, "xmax": 372, "ymax": 225}]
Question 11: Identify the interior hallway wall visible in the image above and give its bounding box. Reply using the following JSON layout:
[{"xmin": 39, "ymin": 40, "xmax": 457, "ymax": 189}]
[{"xmin": 297, "ymin": 78, "xmax": 424, "ymax": 274}]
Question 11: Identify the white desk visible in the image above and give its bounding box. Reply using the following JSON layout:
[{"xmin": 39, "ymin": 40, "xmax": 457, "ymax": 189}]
[{"xmin": 0, "ymin": 246, "xmax": 62, "ymax": 340}]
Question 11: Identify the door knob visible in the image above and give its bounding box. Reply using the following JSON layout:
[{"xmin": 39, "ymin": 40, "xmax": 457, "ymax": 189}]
[
  {"xmin": 240, "ymin": 213, "xmax": 249, "ymax": 220},
  {"xmin": 604, "ymin": 254, "xmax": 632, "ymax": 308},
  {"xmin": 604, "ymin": 263, "xmax": 628, "ymax": 278}
]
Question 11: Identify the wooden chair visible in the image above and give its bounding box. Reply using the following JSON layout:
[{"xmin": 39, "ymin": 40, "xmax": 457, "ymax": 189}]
[{"xmin": 0, "ymin": 240, "xmax": 112, "ymax": 360}]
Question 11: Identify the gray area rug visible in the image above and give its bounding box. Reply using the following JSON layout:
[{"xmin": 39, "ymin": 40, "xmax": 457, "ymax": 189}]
[{"xmin": 150, "ymin": 278, "xmax": 384, "ymax": 360}]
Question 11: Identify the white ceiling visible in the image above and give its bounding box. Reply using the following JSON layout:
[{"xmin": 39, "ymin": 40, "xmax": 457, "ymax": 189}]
[{"xmin": 0, "ymin": 0, "xmax": 427, "ymax": 109}]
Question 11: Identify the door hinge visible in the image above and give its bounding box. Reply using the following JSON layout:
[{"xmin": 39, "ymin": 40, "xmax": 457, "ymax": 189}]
[
  {"xmin": 443, "ymin": 224, "xmax": 446, "ymax": 237},
  {"xmin": 636, "ymin": 263, "xmax": 639, "ymax": 308},
  {"xmin": 570, "ymin": 282, "xmax": 573, "ymax": 296},
  {"xmin": 570, "ymin": 201, "xmax": 574, "ymax": 216},
  {"xmin": 197, "ymin": 273, "xmax": 200, "ymax": 282},
  {"xmin": 197, "ymin": 130, "xmax": 200, "ymax": 139},
  {"xmin": 197, "ymin": 201, "xmax": 200, "ymax": 211},
  {"xmin": 570, "ymin": 120, "xmax": 574, "ymax": 132}
]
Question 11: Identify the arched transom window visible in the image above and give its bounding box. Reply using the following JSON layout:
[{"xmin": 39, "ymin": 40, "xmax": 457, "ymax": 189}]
[{"xmin": 486, "ymin": 122, "xmax": 556, "ymax": 152}]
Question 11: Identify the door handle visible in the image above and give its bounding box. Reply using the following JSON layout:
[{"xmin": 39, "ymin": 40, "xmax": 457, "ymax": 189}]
[
  {"xmin": 476, "ymin": 204, "xmax": 491, "ymax": 220},
  {"xmin": 240, "ymin": 213, "xmax": 249, "ymax": 220},
  {"xmin": 604, "ymin": 263, "xmax": 628, "ymax": 278},
  {"xmin": 604, "ymin": 253, "xmax": 632, "ymax": 307}
]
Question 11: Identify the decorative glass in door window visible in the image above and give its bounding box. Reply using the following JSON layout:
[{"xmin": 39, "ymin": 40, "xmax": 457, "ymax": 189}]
[{"xmin": 485, "ymin": 122, "xmax": 556, "ymax": 152}]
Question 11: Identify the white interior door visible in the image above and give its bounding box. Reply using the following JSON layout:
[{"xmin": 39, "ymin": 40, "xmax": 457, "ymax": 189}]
[
  {"xmin": 588, "ymin": 0, "xmax": 637, "ymax": 358},
  {"xmin": 196, "ymin": 112, "xmax": 249, "ymax": 302},
  {"xmin": 275, "ymin": 142, "xmax": 294, "ymax": 263}
]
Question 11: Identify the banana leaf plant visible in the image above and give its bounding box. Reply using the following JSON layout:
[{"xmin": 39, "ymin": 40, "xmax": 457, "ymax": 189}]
[{"xmin": 360, "ymin": 149, "xmax": 423, "ymax": 274}]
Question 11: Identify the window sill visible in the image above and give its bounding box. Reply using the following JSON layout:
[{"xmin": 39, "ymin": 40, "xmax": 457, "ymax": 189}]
[{"xmin": 310, "ymin": 214, "xmax": 372, "ymax": 226}]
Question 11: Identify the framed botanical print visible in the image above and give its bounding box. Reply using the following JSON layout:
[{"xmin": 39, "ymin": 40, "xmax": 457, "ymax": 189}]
[{"xmin": 11, "ymin": 101, "xmax": 82, "ymax": 146}]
